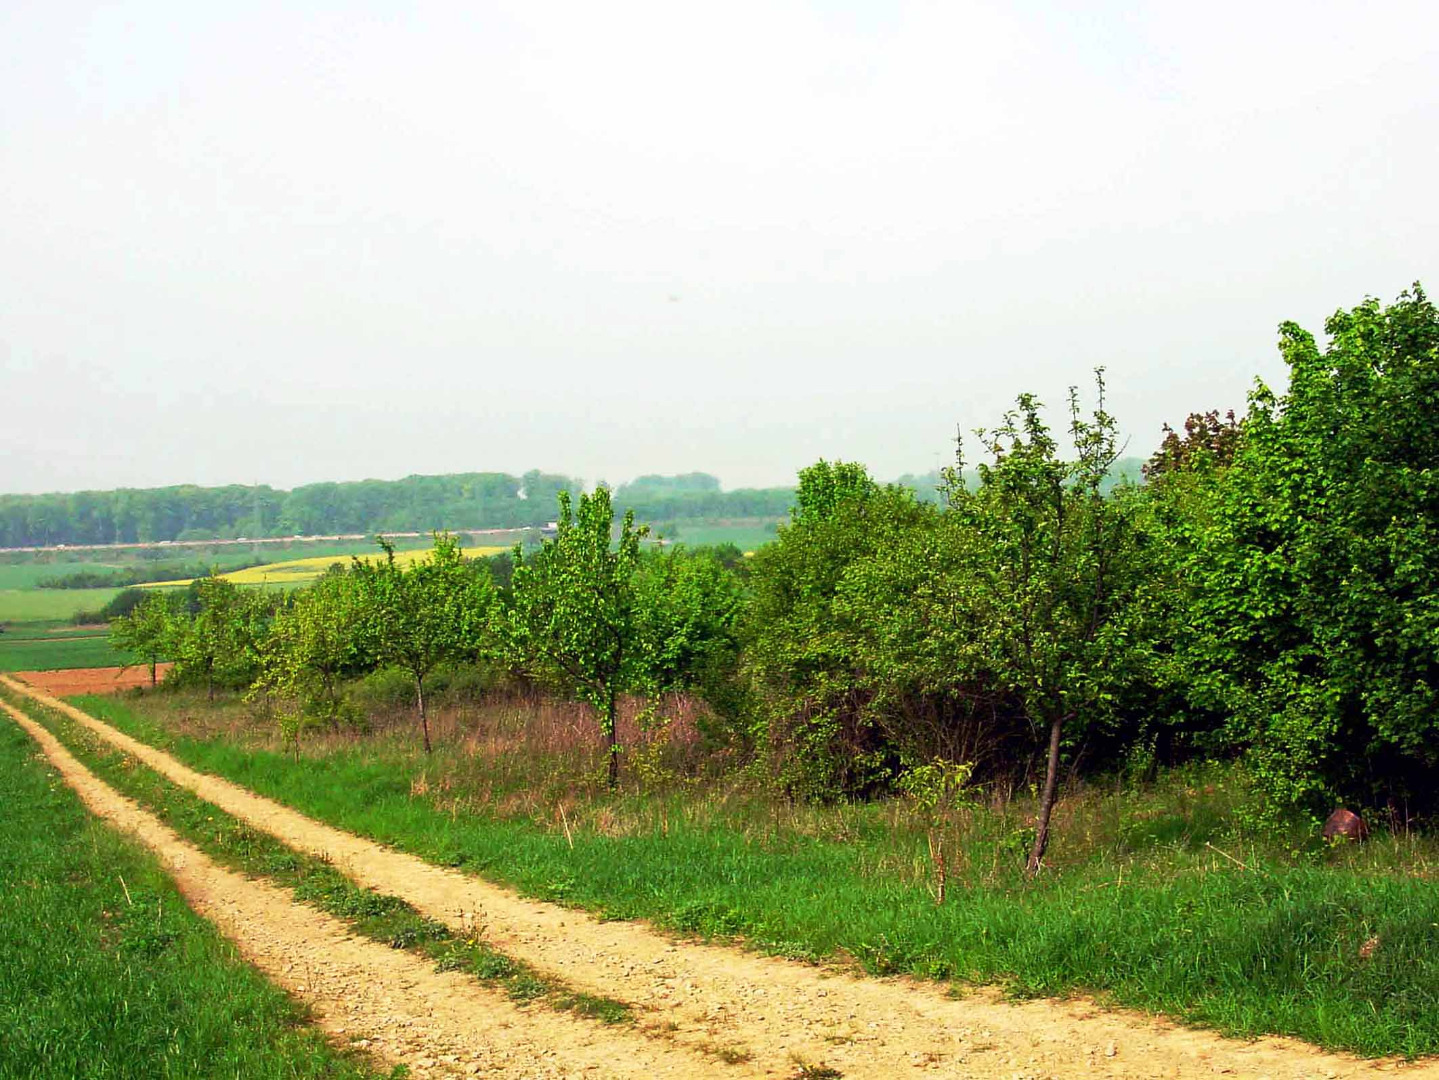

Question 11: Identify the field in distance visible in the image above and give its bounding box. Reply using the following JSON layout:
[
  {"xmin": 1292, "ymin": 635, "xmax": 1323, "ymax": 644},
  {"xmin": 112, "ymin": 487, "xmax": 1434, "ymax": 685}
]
[
  {"xmin": 0, "ymin": 621, "xmax": 129, "ymax": 673},
  {"xmin": 0, "ymin": 587, "xmax": 124, "ymax": 624},
  {"xmin": 0, "ymin": 519, "xmax": 779, "ymax": 665},
  {"xmin": 136, "ymin": 545, "xmax": 512, "ymax": 589}
]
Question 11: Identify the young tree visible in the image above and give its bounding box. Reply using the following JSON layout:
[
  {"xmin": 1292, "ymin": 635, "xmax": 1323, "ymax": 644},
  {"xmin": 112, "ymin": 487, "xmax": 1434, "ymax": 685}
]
[
  {"xmin": 109, "ymin": 591, "xmax": 175, "ymax": 686},
  {"xmin": 170, "ymin": 575, "xmax": 258, "ymax": 701},
  {"xmin": 253, "ymin": 569, "xmax": 368, "ymax": 736},
  {"xmin": 743, "ymin": 462, "xmax": 932, "ymax": 799},
  {"xmin": 504, "ymin": 487, "xmax": 652, "ymax": 789},
  {"xmin": 350, "ymin": 534, "xmax": 493, "ymax": 753},
  {"xmin": 940, "ymin": 374, "xmax": 1149, "ymax": 874}
]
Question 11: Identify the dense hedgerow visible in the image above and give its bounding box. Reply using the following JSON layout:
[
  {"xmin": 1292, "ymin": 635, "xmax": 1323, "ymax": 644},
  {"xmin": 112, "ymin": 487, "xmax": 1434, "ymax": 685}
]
[{"xmin": 111, "ymin": 286, "xmax": 1439, "ymax": 822}]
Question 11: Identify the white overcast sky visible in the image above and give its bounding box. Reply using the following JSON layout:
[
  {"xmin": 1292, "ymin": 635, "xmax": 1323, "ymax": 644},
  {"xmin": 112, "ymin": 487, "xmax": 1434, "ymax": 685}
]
[{"xmin": 2, "ymin": 1, "xmax": 1436, "ymax": 494}]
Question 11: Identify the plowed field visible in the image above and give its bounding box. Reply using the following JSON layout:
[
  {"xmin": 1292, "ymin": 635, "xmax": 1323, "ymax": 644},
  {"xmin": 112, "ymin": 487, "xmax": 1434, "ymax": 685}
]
[{"xmin": 14, "ymin": 664, "xmax": 172, "ymax": 695}]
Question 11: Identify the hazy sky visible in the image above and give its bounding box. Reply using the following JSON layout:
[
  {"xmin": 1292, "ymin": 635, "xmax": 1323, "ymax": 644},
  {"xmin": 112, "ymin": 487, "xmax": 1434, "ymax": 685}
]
[{"xmin": 3, "ymin": 1, "xmax": 1436, "ymax": 495}]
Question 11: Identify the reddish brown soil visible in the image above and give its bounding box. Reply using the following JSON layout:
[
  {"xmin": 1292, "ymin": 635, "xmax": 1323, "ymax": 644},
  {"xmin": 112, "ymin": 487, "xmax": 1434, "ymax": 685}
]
[{"xmin": 14, "ymin": 664, "xmax": 173, "ymax": 696}]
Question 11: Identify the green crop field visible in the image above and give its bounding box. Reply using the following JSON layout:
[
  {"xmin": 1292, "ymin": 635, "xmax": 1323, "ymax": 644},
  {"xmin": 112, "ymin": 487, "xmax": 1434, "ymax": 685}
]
[
  {"xmin": 0, "ymin": 587, "xmax": 122, "ymax": 623},
  {"xmin": 647, "ymin": 519, "xmax": 780, "ymax": 551},
  {"xmin": 0, "ymin": 560, "xmax": 121, "ymax": 589},
  {"xmin": 0, "ymin": 630, "xmax": 128, "ymax": 672},
  {"xmin": 137, "ymin": 544, "xmax": 508, "ymax": 590}
]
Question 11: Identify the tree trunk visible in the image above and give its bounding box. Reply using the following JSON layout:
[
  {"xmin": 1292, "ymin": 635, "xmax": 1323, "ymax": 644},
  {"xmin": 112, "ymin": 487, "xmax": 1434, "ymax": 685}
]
[
  {"xmin": 605, "ymin": 688, "xmax": 619, "ymax": 790},
  {"xmin": 207, "ymin": 663, "xmax": 214, "ymax": 702},
  {"xmin": 416, "ymin": 676, "xmax": 432, "ymax": 755},
  {"xmin": 148, "ymin": 658, "xmax": 157, "ymax": 687},
  {"xmin": 1026, "ymin": 712, "xmax": 1067, "ymax": 877}
]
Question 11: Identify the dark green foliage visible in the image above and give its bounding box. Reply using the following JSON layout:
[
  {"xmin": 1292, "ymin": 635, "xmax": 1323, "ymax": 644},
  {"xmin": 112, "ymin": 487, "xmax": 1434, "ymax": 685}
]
[
  {"xmin": 636, "ymin": 546, "xmax": 744, "ymax": 696},
  {"xmin": 742, "ymin": 462, "xmax": 933, "ymax": 799},
  {"xmin": 610, "ymin": 473, "xmax": 792, "ymax": 525},
  {"xmin": 0, "ymin": 470, "xmax": 795, "ymax": 548},
  {"xmin": 38, "ymin": 558, "xmax": 268, "ymax": 589},
  {"xmin": 166, "ymin": 576, "xmax": 277, "ymax": 699},
  {"xmin": 1156, "ymin": 285, "xmax": 1439, "ymax": 814},
  {"xmin": 740, "ymin": 387, "xmax": 1153, "ymax": 853},
  {"xmin": 71, "ymin": 586, "xmax": 151, "ymax": 624},
  {"xmin": 615, "ymin": 472, "xmax": 722, "ymax": 497},
  {"xmin": 736, "ymin": 286, "xmax": 1439, "ymax": 826},
  {"xmin": 88, "ymin": 283, "xmax": 1439, "ymax": 842}
]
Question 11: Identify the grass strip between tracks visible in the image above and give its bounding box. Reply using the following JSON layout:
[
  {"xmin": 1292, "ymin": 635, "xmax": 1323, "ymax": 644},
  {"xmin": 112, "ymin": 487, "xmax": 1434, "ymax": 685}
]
[
  {"xmin": 0, "ymin": 710, "xmax": 384, "ymax": 1080},
  {"xmin": 2, "ymin": 688, "xmax": 634, "ymax": 1029}
]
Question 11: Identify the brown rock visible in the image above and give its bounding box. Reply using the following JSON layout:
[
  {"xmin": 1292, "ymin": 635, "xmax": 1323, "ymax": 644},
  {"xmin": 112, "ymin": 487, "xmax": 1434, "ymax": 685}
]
[{"xmin": 1320, "ymin": 808, "xmax": 1368, "ymax": 842}]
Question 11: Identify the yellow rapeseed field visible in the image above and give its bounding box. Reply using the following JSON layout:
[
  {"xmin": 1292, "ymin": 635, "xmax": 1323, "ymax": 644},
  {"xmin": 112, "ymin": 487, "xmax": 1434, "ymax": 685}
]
[{"xmin": 138, "ymin": 546, "xmax": 508, "ymax": 589}]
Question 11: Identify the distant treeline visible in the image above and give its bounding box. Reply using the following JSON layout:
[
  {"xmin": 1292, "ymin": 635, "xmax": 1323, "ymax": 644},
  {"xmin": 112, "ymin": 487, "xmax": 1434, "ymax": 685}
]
[
  {"xmin": 0, "ymin": 461, "xmax": 1153, "ymax": 551},
  {"xmin": 0, "ymin": 470, "xmax": 796, "ymax": 549}
]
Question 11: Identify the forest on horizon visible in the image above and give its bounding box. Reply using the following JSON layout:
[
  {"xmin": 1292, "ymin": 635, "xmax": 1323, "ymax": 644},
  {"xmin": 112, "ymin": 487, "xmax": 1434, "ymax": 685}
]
[{"xmin": 0, "ymin": 460, "xmax": 1149, "ymax": 549}]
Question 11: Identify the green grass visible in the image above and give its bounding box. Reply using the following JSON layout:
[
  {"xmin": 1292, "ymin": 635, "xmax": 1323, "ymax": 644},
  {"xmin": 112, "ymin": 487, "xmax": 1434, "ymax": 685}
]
[
  {"xmin": 0, "ymin": 587, "xmax": 123, "ymax": 623},
  {"xmin": 0, "ymin": 711, "xmax": 382, "ymax": 1079},
  {"xmin": 0, "ymin": 627, "xmax": 129, "ymax": 672},
  {"xmin": 646, "ymin": 519, "xmax": 780, "ymax": 551},
  {"xmin": 8, "ymin": 689, "xmax": 634, "ymax": 1028},
  {"xmin": 0, "ymin": 619, "xmax": 82, "ymax": 640},
  {"xmin": 68, "ymin": 692, "xmax": 1439, "ymax": 1060},
  {"xmin": 0, "ymin": 561, "xmax": 122, "ymax": 589}
]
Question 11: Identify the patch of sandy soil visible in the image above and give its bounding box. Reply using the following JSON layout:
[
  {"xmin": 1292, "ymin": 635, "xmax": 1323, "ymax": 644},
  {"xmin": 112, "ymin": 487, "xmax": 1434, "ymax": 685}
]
[
  {"xmin": 0, "ymin": 696, "xmax": 740, "ymax": 1080},
  {"xmin": 7, "ymin": 675, "xmax": 1436, "ymax": 1080},
  {"xmin": 15, "ymin": 664, "xmax": 173, "ymax": 695}
]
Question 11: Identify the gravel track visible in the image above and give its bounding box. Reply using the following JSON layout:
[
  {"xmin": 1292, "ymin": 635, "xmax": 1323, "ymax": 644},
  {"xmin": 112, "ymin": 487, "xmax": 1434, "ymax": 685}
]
[{"xmin": 1, "ymin": 695, "xmax": 739, "ymax": 1080}]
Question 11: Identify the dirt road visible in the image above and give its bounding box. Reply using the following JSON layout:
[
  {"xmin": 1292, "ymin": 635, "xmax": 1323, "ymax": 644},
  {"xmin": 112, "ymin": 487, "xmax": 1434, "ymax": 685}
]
[
  {"xmin": 0, "ymin": 696, "xmax": 715, "ymax": 1079},
  {"xmin": 5, "ymin": 675, "xmax": 1435, "ymax": 1080}
]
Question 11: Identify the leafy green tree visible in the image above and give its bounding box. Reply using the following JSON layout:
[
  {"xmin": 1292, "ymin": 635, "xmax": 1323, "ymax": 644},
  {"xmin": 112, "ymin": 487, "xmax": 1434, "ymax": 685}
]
[
  {"xmin": 635, "ymin": 547, "xmax": 744, "ymax": 693},
  {"xmin": 504, "ymin": 488, "xmax": 652, "ymax": 788},
  {"xmin": 1166, "ymin": 285, "xmax": 1439, "ymax": 814},
  {"xmin": 350, "ymin": 534, "xmax": 493, "ymax": 753},
  {"xmin": 170, "ymin": 575, "xmax": 265, "ymax": 700},
  {"xmin": 629, "ymin": 546, "xmax": 747, "ymax": 734},
  {"xmin": 935, "ymin": 376, "xmax": 1149, "ymax": 873},
  {"xmin": 742, "ymin": 462, "xmax": 932, "ymax": 799},
  {"xmin": 109, "ymin": 591, "xmax": 176, "ymax": 686},
  {"xmin": 253, "ymin": 570, "xmax": 368, "ymax": 738}
]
